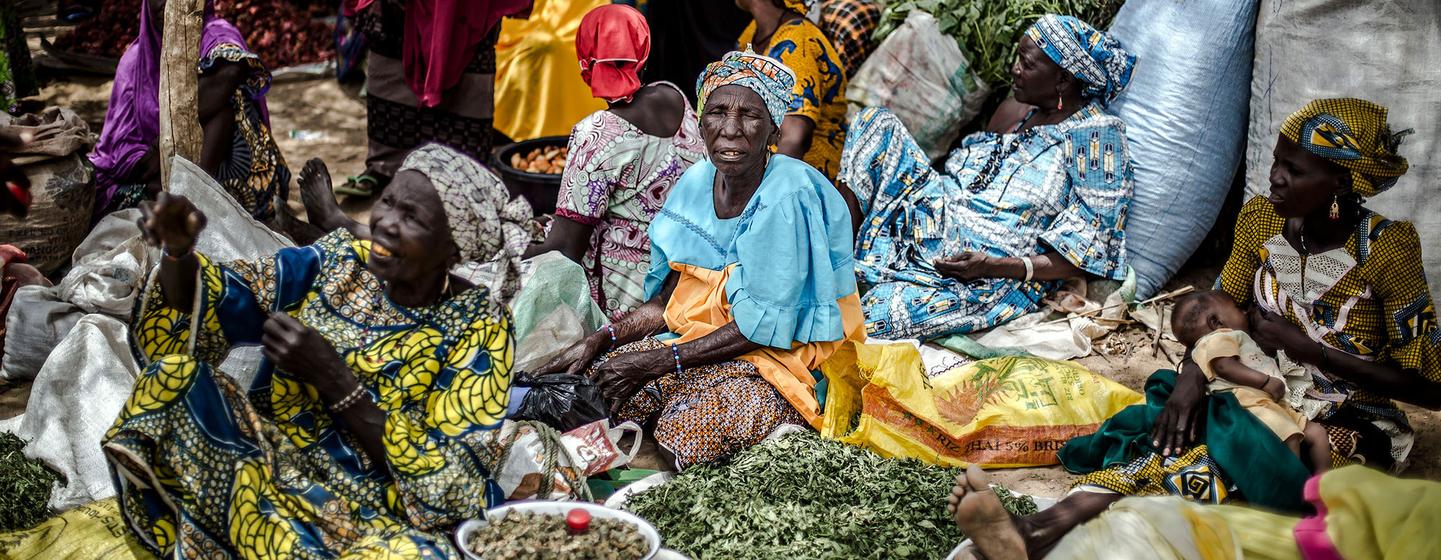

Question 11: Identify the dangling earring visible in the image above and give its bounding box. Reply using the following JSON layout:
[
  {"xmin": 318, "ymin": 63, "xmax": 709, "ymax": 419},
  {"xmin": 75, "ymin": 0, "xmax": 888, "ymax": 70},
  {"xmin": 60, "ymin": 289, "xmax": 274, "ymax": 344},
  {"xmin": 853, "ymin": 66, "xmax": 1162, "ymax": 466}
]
[
  {"xmin": 1056, "ymin": 96, "xmax": 1064, "ymax": 111},
  {"xmin": 1329, "ymin": 194, "xmax": 1341, "ymax": 220}
]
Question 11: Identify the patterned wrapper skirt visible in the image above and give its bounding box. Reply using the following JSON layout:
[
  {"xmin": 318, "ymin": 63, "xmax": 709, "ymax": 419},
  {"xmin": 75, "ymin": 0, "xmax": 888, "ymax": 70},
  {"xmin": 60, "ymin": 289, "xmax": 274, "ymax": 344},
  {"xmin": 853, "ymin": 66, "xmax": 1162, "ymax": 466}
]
[{"xmin": 600, "ymin": 339, "xmax": 806, "ymax": 469}]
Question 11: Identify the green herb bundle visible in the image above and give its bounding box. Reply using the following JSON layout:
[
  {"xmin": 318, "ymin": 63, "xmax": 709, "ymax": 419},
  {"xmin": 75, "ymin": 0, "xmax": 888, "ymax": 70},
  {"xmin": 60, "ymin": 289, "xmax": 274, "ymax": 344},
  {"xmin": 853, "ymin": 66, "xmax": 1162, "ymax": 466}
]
[
  {"xmin": 0, "ymin": 431, "xmax": 59, "ymax": 532},
  {"xmin": 874, "ymin": 0, "xmax": 1126, "ymax": 87},
  {"xmin": 626, "ymin": 431, "xmax": 1037, "ymax": 560}
]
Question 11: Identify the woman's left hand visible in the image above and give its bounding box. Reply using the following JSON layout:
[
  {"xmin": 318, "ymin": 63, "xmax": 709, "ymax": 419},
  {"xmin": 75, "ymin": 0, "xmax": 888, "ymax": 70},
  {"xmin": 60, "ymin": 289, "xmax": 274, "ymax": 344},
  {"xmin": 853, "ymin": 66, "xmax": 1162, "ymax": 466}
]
[
  {"xmin": 592, "ymin": 349, "xmax": 671, "ymax": 414},
  {"xmin": 262, "ymin": 312, "xmax": 357, "ymax": 398},
  {"xmin": 934, "ymin": 252, "xmax": 992, "ymax": 281},
  {"xmin": 1249, "ymin": 307, "xmax": 1308, "ymax": 356}
]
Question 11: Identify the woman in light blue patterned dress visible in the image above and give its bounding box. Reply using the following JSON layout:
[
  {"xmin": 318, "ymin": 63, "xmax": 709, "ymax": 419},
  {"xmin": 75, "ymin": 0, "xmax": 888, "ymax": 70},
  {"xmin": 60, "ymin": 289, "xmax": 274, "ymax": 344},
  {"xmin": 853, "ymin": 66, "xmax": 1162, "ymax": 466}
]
[{"xmin": 839, "ymin": 14, "xmax": 1138, "ymax": 341}]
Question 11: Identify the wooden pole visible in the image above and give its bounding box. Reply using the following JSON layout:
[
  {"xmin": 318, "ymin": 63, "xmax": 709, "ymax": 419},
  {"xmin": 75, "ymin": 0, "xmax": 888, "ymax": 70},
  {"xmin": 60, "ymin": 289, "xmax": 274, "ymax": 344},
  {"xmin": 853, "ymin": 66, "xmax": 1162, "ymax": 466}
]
[{"xmin": 157, "ymin": 0, "xmax": 205, "ymax": 189}]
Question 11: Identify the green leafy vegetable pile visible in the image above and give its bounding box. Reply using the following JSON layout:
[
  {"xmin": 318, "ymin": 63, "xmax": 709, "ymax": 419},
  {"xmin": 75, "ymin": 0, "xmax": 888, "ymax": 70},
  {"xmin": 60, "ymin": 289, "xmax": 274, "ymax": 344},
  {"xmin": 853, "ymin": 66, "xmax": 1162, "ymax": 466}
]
[
  {"xmin": 874, "ymin": 0, "xmax": 1126, "ymax": 87},
  {"xmin": 626, "ymin": 431, "xmax": 1037, "ymax": 560},
  {"xmin": 0, "ymin": 431, "xmax": 60, "ymax": 532}
]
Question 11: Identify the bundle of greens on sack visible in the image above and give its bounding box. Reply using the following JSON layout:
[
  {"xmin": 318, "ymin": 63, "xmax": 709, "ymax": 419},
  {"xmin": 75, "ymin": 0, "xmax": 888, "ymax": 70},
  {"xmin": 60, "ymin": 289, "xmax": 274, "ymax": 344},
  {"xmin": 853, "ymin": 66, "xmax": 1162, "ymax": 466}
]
[
  {"xmin": 875, "ymin": 0, "xmax": 1125, "ymax": 87},
  {"xmin": 625, "ymin": 431, "xmax": 1037, "ymax": 560}
]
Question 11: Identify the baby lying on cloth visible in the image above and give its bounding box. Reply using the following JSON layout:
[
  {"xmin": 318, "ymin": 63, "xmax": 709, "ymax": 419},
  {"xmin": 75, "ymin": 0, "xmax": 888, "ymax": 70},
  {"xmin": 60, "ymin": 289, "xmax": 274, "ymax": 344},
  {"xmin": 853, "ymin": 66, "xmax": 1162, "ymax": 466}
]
[{"xmin": 1172, "ymin": 290, "xmax": 1330, "ymax": 473}]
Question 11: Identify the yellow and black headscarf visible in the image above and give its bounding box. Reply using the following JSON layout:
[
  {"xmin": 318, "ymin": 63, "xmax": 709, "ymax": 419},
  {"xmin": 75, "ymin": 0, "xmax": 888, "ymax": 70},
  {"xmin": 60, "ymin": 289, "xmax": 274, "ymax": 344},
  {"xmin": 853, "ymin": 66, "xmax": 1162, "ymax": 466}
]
[{"xmin": 1279, "ymin": 98, "xmax": 1413, "ymax": 197}]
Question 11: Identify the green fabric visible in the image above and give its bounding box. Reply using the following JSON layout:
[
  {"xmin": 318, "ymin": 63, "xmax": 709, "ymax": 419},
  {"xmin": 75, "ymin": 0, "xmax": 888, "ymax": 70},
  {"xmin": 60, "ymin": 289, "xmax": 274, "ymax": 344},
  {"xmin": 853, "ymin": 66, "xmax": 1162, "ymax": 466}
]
[
  {"xmin": 933, "ymin": 333, "xmax": 1031, "ymax": 359},
  {"xmin": 1059, "ymin": 370, "xmax": 1311, "ymax": 513}
]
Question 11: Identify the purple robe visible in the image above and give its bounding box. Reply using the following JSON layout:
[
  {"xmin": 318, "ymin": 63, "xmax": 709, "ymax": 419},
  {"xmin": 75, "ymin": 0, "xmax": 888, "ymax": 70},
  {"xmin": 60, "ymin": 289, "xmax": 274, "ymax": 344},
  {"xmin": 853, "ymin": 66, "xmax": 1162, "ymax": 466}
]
[{"xmin": 89, "ymin": 0, "xmax": 270, "ymax": 218}]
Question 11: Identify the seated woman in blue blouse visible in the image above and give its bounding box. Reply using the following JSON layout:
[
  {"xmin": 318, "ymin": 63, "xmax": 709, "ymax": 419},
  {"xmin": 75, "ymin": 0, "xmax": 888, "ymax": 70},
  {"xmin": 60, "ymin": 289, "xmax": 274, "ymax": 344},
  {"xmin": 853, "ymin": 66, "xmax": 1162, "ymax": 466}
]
[{"xmin": 540, "ymin": 51, "xmax": 864, "ymax": 469}]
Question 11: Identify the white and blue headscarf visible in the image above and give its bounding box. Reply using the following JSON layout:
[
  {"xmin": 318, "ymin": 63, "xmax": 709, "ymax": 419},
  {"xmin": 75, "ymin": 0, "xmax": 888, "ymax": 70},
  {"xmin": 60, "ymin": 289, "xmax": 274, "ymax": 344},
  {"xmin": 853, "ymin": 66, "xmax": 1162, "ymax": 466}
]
[{"xmin": 1024, "ymin": 15, "xmax": 1136, "ymax": 106}]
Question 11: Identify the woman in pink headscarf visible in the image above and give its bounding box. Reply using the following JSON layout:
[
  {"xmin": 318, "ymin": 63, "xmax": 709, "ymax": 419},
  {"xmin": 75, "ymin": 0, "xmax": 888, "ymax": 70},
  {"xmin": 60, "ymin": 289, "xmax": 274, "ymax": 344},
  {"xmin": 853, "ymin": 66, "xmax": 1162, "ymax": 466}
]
[
  {"xmin": 331, "ymin": 0, "xmax": 532, "ymax": 197},
  {"xmin": 89, "ymin": 0, "xmax": 289, "ymax": 223},
  {"xmin": 521, "ymin": 4, "xmax": 706, "ymax": 321}
]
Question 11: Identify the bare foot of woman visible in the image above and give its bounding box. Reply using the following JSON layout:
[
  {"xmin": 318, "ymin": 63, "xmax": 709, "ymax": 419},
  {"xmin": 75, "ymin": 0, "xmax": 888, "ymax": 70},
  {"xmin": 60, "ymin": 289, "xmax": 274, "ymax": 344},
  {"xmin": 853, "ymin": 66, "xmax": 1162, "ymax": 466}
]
[
  {"xmin": 947, "ymin": 465, "xmax": 1027, "ymax": 560},
  {"xmin": 298, "ymin": 158, "xmax": 346, "ymax": 231}
]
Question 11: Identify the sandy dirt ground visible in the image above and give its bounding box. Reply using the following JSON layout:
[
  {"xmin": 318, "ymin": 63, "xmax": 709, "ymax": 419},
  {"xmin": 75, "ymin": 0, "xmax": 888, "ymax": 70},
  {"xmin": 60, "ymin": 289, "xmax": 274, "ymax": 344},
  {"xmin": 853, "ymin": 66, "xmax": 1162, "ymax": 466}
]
[{"xmin": 7, "ymin": 74, "xmax": 1439, "ymax": 502}]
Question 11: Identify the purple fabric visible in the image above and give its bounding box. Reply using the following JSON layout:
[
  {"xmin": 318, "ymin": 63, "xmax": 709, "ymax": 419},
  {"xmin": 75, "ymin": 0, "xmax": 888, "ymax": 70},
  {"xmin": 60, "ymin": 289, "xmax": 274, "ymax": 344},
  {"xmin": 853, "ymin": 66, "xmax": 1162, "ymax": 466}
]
[{"xmin": 89, "ymin": 0, "xmax": 269, "ymax": 215}]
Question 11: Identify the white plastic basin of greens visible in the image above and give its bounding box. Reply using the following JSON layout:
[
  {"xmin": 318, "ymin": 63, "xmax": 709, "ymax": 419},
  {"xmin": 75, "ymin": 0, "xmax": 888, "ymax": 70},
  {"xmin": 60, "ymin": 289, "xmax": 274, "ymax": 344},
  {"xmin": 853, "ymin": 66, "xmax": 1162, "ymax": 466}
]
[{"xmin": 456, "ymin": 501, "xmax": 662, "ymax": 560}]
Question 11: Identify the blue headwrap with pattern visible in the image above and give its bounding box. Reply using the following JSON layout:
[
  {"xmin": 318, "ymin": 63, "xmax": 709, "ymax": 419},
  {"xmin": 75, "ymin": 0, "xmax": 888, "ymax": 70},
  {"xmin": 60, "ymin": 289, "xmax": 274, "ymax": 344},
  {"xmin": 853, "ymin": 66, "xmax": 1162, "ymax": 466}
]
[
  {"xmin": 1024, "ymin": 14, "xmax": 1136, "ymax": 106},
  {"xmin": 697, "ymin": 51, "xmax": 797, "ymax": 129}
]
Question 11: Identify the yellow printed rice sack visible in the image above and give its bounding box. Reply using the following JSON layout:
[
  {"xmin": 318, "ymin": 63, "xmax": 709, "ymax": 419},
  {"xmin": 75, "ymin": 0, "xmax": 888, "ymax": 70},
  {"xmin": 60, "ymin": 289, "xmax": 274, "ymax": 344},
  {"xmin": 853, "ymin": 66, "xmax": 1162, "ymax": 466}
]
[
  {"xmin": 820, "ymin": 342, "xmax": 1142, "ymax": 467},
  {"xmin": 0, "ymin": 498, "xmax": 153, "ymax": 560}
]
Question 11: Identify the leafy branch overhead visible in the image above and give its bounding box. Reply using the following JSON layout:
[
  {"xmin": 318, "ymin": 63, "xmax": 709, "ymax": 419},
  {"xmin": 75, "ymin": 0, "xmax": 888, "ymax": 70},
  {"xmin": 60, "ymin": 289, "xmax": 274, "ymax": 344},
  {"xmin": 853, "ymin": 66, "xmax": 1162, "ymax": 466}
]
[{"xmin": 874, "ymin": 0, "xmax": 1125, "ymax": 87}]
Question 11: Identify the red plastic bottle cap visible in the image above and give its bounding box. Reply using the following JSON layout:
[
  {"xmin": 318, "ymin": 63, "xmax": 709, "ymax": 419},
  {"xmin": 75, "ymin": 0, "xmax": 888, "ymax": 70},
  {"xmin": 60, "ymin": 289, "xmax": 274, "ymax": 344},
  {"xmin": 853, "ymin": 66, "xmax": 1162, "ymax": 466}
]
[{"xmin": 566, "ymin": 508, "xmax": 592, "ymax": 534}]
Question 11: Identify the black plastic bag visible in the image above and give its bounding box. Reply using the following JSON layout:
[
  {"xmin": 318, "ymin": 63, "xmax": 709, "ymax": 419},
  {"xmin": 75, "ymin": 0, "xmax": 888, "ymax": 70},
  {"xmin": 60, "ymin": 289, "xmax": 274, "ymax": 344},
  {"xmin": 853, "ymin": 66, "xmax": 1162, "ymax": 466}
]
[{"xmin": 508, "ymin": 372, "xmax": 609, "ymax": 432}]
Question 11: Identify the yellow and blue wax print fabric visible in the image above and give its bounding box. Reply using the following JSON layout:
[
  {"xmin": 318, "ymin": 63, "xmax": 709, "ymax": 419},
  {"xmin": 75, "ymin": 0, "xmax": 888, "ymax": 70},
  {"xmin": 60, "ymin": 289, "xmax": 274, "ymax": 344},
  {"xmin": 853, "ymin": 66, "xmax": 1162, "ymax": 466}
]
[
  {"xmin": 1278, "ymin": 98, "xmax": 1411, "ymax": 198},
  {"xmin": 839, "ymin": 104, "xmax": 1133, "ymax": 341},
  {"xmin": 105, "ymin": 229, "xmax": 512, "ymax": 559},
  {"xmin": 1024, "ymin": 14, "xmax": 1135, "ymax": 107},
  {"xmin": 737, "ymin": 19, "xmax": 849, "ymax": 178}
]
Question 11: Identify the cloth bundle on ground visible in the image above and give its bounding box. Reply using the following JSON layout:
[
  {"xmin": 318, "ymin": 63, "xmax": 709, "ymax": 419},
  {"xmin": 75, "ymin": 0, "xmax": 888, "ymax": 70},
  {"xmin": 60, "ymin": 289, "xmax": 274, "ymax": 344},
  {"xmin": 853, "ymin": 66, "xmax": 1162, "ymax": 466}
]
[
  {"xmin": 846, "ymin": 11, "xmax": 989, "ymax": 160},
  {"xmin": 1, "ymin": 158, "xmax": 288, "ymax": 383},
  {"xmin": 1244, "ymin": 0, "xmax": 1441, "ymax": 306},
  {"xmin": 819, "ymin": 342, "xmax": 1142, "ymax": 467},
  {"xmin": 0, "ymin": 157, "xmax": 290, "ymax": 511},
  {"xmin": 0, "ymin": 108, "xmax": 96, "ymax": 275},
  {"xmin": 1045, "ymin": 465, "xmax": 1441, "ymax": 560},
  {"xmin": 510, "ymin": 251, "xmax": 607, "ymax": 372},
  {"xmin": 0, "ymin": 210, "xmax": 150, "ymax": 381},
  {"xmin": 1105, "ymin": 0, "xmax": 1260, "ymax": 298}
]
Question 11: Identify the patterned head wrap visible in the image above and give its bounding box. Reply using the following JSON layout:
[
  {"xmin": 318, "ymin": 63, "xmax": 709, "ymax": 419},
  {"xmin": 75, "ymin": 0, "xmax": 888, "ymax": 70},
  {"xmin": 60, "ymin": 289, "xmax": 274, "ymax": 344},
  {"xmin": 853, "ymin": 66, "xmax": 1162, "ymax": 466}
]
[
  {"xmin": 697, "ymin": 51, "xmax": 797, "ymax": 129},
  {"xmin": 1280, "ymin": 98, "xmax": 1412, "ymax": 198},
  {"xmin": 1024, "ymin": 14, "xmax": 1136, "ymax": 106},
  {"xmin": 399, "ymin": 144, "xmax": 542, "ymax": 301}
]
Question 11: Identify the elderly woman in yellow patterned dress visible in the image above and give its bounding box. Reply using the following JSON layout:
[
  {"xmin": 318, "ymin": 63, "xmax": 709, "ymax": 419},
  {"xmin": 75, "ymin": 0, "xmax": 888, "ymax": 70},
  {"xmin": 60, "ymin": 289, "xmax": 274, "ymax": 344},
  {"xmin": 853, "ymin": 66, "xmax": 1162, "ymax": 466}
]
[{"xmin": 102, "ymin": 144, "xmax": 534, "ymax": 558}]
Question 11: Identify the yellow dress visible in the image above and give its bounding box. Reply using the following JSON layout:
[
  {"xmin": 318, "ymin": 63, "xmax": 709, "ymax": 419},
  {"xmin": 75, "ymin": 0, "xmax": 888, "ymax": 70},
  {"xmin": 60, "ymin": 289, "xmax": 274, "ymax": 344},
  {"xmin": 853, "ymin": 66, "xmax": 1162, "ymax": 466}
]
[
  {"xmin": 739, "ymin": 18, "xmax": 849, "ymax": 178},
  {"xmin": 493, "ymin": 0, "xmax": 608, "ymax": 140},
  {"xmin": 103, "ymin": 229, "xmax": 513, "ymax": 559}
]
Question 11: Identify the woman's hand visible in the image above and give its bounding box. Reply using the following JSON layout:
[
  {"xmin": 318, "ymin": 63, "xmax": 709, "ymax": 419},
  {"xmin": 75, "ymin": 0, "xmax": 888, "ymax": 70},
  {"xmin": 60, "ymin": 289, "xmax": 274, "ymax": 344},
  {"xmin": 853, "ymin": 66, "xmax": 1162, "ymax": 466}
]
[
  {"xmin": 1249, "ymin": 307, "xmax": 1308, "ymax": 356},
  {"xmin": 537, "ymin": 330, "xmax": 613, "ymax": 376},
  {"xmin": 592, "ymin": 349, "xmax": 671, "ymax": 414},
  {"xmin": 1150, "ymin": 361, "xmax": 1208, "ymax": 456},
  {"xmin": 262, "ymin": 312, "xmax": 357, "ymax": 399},
  {"xmin": 137, "ymin": 193, "xmax": 207, "ymax": 255},
  {"xmin": 935, "ymin": 252, "xmax": 992, "ymax": 281}
]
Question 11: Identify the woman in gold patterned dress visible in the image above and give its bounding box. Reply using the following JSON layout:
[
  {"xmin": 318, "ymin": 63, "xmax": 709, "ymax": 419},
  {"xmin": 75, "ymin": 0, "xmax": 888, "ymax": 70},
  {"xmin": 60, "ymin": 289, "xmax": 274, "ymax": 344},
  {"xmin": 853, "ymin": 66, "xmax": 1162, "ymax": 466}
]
[
  {"xmin": 103, "ymin": 144, "xmax": 533, "ymax": 558},
  {"xmin": 986, "ymin": 99, "xmax": 1441, "ymax": 559}
]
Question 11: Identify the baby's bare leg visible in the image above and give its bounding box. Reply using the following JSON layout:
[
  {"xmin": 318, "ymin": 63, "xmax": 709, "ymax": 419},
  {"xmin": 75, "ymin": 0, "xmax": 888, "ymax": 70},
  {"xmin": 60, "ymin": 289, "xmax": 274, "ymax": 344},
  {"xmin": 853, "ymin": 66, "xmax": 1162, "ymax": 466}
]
[
  {"xmin": 1285, "ymin": 433, "xmax": 1303, "ymax": 457},
  {"xmin": 1303, "ymin": 423, "xmax": 1332, "ymax": 474}
]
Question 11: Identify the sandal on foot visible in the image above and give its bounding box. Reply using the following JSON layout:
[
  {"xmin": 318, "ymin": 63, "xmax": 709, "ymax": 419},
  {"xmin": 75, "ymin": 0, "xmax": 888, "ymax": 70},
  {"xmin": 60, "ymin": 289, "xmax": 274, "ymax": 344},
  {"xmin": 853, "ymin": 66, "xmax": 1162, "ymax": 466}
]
[{"xmin": 334, "ymin": 173, "xmax": 388, "ymax": 197}]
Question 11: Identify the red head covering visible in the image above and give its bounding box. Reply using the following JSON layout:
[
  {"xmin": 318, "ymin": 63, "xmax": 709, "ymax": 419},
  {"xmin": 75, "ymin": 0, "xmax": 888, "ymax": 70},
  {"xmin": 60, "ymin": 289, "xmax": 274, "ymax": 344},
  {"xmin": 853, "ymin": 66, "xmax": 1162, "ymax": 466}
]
[{"xmin": 575, "ymin": 4, "xmax": 650, "ymax": 103}]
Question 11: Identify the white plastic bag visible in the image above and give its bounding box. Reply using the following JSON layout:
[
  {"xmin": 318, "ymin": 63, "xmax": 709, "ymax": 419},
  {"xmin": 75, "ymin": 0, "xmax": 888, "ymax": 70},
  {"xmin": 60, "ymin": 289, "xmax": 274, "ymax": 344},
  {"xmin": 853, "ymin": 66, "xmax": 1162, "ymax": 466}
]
[
  {"xmin": 488, "ymin": 419, "xmax": 642, "ymax": 501},
  {"xmin": 847, "ymin": 11, "xmax": 990, "ymax": 160}
]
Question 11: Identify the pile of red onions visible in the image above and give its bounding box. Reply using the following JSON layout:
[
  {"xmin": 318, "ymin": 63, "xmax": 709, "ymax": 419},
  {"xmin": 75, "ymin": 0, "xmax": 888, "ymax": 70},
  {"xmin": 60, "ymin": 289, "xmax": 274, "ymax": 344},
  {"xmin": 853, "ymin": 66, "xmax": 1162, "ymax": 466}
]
[{"xmin": 55, "ymin": 0, "xmax": 335, "ymax": 69}]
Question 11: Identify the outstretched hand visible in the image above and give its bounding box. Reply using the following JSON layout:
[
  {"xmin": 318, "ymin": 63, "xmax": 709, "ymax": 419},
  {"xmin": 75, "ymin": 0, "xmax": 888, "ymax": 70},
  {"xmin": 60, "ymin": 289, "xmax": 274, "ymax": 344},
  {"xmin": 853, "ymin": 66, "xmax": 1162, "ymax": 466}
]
[
  {"xmin": 1150, "ymin": 361, "xmax": 1207, "ymax": 456},
  {"xmin": 536, "ymin": 330, "xmax": 612, "ymax": 377},
  {"xmin": 934, "ymin": 251, "xmax": 992, "ymax": 281},
  {"xmin": 137, "ymin": 193, "xmax": 207, "ymax": 255}
]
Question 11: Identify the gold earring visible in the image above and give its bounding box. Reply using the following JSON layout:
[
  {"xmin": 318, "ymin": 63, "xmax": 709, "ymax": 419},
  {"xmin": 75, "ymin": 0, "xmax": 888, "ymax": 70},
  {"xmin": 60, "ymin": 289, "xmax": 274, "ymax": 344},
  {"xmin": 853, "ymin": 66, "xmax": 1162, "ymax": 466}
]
[{"xmin": 1329, "ymin": 194, "xmax": 1341, "ymax": 220}]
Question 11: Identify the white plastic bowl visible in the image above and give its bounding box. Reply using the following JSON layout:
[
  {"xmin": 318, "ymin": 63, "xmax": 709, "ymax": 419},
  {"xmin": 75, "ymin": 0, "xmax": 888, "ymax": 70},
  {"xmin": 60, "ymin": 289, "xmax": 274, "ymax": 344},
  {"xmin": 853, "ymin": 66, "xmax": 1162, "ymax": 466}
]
[{"xmin": 456, "ymin": 501, "xmax": 663, "ymax": 560}]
